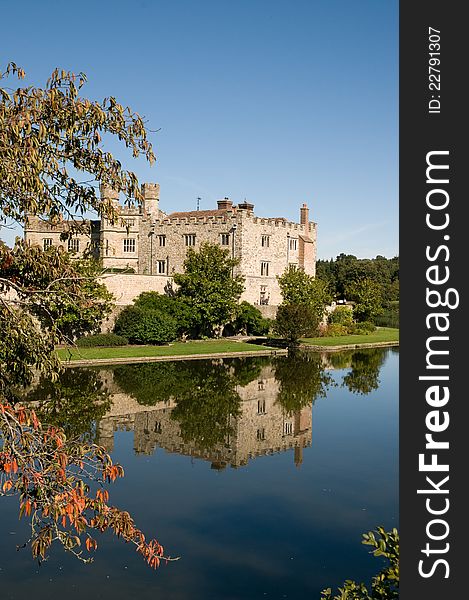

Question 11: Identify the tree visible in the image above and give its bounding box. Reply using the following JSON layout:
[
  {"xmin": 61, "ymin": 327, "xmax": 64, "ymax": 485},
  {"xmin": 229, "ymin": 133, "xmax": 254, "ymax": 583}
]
[
  {"xmin": 345, "ymin": 277, "xmax": 383, "ymax": 322},
  {"xmin": 0, "ymin": 63, "xmax": 175, "ymax": 567},
  {"xmin": 173, "ymin": 242, "xmax": 245, "ymax": 337},
  {"xmin": 273, "ymin": 303, "xmax": 319, "ymax": 344},
  {"xmin": 274, "ymin": 266, "xmax": 331, "ymax": 342},
  {"xmin": 316, "ymin": 255, "xmax": 399, "ymax": 303},
  {"xmin": 1, "ymin": 239, "xmax": 113, "ymax": 343},
  {"xmin": 277, "ymin": 266, "xmax": 331, "ymax": 325},
  {"xmin": 322, "ymin": 527, "xmax": 399, "ymax": 600},
  {"xmin": 0, "ymin": 62, "xmax": 154, "ymax": 227}
]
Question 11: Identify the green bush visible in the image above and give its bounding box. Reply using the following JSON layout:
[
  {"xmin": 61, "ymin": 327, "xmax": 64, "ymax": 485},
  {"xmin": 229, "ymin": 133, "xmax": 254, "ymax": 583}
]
[
  {"xmin": 374, "ymin": 305, "xmax": 399, "ymax": 328},
  {"xmin": 324, "ymin": 323, "xmax": 349, "ymax": 337},
  {"xmin": 349, "ymin": 321, "xmax": 377, "ymax": 335},
  {"xmin": 76, "ymin": 333, "xmax": 129, "ymax": 347},
  {"xmin": 132, "ymin": 291, "xmax": 195, "ymax": 337},
  {"xmin": 224, "ymin": 301, "xmax": 271, "ymax": 336},
  {"xmin": 114, "ymin": 306, "xmax": 178, "ymax": 345},
  {"xmin": 328, "ymin": 305, "xmax": 354, "ymax": 327}
]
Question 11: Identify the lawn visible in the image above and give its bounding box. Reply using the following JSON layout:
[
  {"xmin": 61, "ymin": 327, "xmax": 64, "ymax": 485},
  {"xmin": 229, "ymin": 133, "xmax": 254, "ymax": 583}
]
[
  {"xmin": 57, "ymin": 339, "xmax": 277, "ymax": 362},
  {"xmin": 301, "ymin": 327, "xmax": 399, "ymax": 347}
]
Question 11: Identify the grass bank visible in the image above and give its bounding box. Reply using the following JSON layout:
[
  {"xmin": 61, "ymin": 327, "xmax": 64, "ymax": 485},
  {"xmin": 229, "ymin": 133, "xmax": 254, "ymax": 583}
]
[
  {"xmin": 300, "ymin": 327, "xmax": 399, "ymax": 348},
  {"xmin": 57, "ymin": 339, "xmax": 279, "ymax": 363}
]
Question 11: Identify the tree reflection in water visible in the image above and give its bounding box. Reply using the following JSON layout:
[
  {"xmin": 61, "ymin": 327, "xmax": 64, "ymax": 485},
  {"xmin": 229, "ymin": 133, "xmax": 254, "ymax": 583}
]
[
  {"xmin": 23, "ymin": 348, "xmax": 391, "ymax": 455},
  {"xmin": 24, "ymin": 368, "xmax": 111, "ymax": 441},
  {"xmin": 330, "ymin": 348, "xmax": 388, "ymax": 395},
  {"xmin": 113, "ymin": 358, "xmax": 272, "ymax": 451},
  {"xmin": 274, "ymin": 350, "xmax": 334, "ymax": 415}
]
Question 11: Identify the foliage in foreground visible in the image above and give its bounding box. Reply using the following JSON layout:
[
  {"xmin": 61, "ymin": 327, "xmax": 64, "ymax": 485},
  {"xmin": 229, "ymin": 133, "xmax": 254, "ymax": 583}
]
[
  {"xmin": 0, "ymin": 402, "xmax": 176, "ymax": 567},
  {"xmin": 321, "ymin": 527, "xmax": 399, "ymax": 600},
  {"xmin": 0, "ymin": 240, "xmax": 113, "ymax": 393},
  {"xmin": 0, "ymin": 62, "xmax": 168, "ymax": 567}
]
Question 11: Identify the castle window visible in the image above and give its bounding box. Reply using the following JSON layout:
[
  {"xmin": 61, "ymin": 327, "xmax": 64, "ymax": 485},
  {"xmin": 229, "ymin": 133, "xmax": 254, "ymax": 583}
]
[
  {"xmin": 184, "ymin": 234, "xmax": 196, "ymax": 246},
  {"xmin": 261, "ymin": 235, "xmax": 270, "ymax": 247},
  {"xmin": 289, "ymin": 238, "xmax": 298, "ymax": 251},
  {"xmin": 68, "ymin": 238, "xmax": 80, "ymax": 253},
  {"xmin": 154, "ymin": 421, "xmax": 162, "ymax": 434},
  {"xmin": 220, "ymin": 233, "xmax": 230, "ymax": 246},
  {"xmin": 284, "ymin": 422, "xmax": 293, "ymax": 436},
  {"xmin": 123, "ymin": 238, "xmax": 136, "ymax": 253},
  {"xmin": 256, "ymin": 428, "xmax": 265, "ymax": 441},
  {"xmin": 158, "ymin": 235, "xmax": 166, "ymax": 247},
  {"xmin": 257, "ymin": 399, "xmax": 266, "ymax": 414},
  {"xmin": 260, "ymin": 261, "xmax": 269, "ymax": 276},
  {"xmin": 43, "ymin": 238, "xmax": 53, "ymax": 250},
  {"xmin": 122, "ymin": 218, "xmax": 136, "ymax": 228},
  {"xmin": 258, "ymin": 380, "xmax": 265, "ymax": 391},
  {"xmin": 157, "ymin": 260, "xmax": 166, "ymax": 274}
]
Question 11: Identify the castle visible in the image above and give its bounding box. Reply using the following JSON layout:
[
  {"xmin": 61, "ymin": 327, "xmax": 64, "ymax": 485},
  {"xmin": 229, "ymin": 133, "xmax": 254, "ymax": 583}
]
[{"xmin": 24, "ymin": 183, "xmax": 317, "ymax": 308}]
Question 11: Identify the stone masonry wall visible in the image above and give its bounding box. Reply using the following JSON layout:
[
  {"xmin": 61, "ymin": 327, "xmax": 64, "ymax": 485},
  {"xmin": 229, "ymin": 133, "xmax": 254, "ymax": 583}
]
[{"xmin": 24, "ymin": 183, "xmax": 317, "ymax": 310}]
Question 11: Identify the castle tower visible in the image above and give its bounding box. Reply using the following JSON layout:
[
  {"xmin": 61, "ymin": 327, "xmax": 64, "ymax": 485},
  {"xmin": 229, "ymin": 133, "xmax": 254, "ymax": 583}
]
[
  {"xmin": 142, "ymin": 183, "xmax": 160, "ymax": 219},
  {"xmin": 100, "ymin": 183, "xmax": 120, "ymax": 206}
]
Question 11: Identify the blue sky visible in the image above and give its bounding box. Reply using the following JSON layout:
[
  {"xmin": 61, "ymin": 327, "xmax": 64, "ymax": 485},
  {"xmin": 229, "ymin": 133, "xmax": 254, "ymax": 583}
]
[{"xmin": 1, "ymin": 0, "xmax": 398, "ymax": 259}]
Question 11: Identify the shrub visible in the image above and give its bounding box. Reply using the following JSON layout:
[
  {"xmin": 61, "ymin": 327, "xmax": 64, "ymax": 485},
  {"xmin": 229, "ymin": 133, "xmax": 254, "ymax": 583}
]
[
  {"xmin": 224, "ymin": 302, "xmax": 271, "ymax": 336},
  {"xmin": 328, "ymin": 305, "xmax": 354, "ymax": 327},
  {"xmin": 349, "ymin": 321, "xmax": 377, "ymax": 335},
  {"xmin": 114, "ymin": 306, "xmax": 178, "ymax": 345},
  {"xmin": 132, "ymin": 292, "xmax": 195, "ymax": 337},
  {"xmin": 76, "ymin": 333, "xmax": 129, "ymax": 347},
  {"xmin": 325, "ymin": 323, "xmax": 349, "ymax": 337},
  {"xmin": 374, "ymin": 303, "xmax": 399, "ymax": 328}
]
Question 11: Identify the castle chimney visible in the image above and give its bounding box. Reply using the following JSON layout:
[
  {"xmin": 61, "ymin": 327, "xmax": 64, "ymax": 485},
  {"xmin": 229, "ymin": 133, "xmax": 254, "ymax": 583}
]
[
  {"xmin": 237, "ymin": 201, "xmax": 254, "ymax": 212},
  {"xmin": 217, "ymin": 197, "xmax": 233, "ymax": 210},
  {"xmin": 142, "ymin": 183, "xmax": 160, "ymax": 218},
  {"xmin": 300, "ymin": 203, "xmax": 309, "ymax": 228}
]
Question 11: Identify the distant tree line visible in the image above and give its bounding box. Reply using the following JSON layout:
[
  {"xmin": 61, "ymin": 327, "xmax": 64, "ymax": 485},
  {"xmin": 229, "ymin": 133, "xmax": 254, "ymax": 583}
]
[
  {"xmin": 316, "ymin": 254, "xmax": 399, "ymax": 328},
  {"xmin": 316, "ymin": 254, "xmax": 399, "ymax": 302}
]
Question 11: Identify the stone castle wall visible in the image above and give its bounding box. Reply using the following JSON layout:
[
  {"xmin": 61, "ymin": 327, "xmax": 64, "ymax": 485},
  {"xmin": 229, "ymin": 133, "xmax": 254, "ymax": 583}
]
[{"xmin": 24, "ymin": 183, "xmax": 317, "ymax": 309}]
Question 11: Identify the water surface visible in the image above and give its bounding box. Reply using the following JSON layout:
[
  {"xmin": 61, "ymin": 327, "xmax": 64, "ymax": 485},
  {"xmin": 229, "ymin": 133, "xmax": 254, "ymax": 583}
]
[{"xmin": 0, "ymin": 347, "xmax": 398, "ymax": 600}]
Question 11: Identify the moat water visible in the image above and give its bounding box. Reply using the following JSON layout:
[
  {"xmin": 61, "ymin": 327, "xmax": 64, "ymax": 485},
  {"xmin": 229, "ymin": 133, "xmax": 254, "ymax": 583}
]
[{"xmin": 0, "ymin": 347, "xmax": 398, "ymax": 600}]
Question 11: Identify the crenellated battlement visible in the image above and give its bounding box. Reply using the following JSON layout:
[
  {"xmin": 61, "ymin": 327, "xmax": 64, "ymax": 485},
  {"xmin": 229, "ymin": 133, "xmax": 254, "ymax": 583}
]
[{"xmin": 23, "ymin": 181, "xmax": 317, "ymax": 306}]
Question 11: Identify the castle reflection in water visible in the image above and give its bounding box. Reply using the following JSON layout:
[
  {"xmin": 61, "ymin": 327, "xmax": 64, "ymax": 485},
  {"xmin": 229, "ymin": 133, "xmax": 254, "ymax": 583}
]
[{"xmin": 96, "ymin": 362, "xmax": 312, "ymax": 470}]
